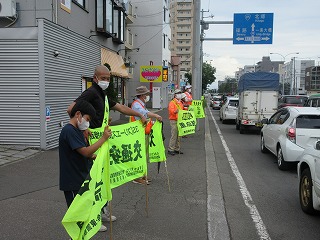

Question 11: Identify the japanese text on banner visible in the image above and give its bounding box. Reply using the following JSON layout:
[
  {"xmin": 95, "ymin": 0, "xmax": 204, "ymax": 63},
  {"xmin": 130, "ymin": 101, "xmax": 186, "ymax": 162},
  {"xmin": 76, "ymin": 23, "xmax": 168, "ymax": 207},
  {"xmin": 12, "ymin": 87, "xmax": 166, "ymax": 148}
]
[{"xmin": 177, "ymin": 110, "xmax": 196, "ymax": 136}]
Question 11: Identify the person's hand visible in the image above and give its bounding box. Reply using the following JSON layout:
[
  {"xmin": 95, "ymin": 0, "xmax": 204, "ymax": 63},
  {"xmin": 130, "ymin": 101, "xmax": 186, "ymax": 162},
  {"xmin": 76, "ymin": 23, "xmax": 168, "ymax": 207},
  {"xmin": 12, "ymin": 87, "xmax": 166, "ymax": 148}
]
[
  {"xmin": 83, "ymin": 129, "xmax": 92, "ymax": 141},
  {"xmin": 155, "ymin": 114, "xmax": 162, "ymax": 122},
  {"xmin": 102, "ymin": 126, "xmax": 112, "ymax": 141},
  {"xmin": 140, "ymin": 115, "xmax": 148, "ymax": 126},
  {"xmin": 91, "ymin": 154, "xmax": 97, "ymax": 160},
  {"xmin": 175, "ymin": 109, "xmax": 179, "ymax": 114}
]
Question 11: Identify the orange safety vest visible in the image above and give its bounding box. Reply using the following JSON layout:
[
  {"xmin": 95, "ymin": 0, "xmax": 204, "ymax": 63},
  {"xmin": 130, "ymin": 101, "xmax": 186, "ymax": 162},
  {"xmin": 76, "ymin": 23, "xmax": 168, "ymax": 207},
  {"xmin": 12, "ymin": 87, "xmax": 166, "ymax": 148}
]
[
  {"xmin": 168, "ymin": 98, "xmax": 183, "ymax": 120},
  {"xmin": 184, "ymin": 91, "xmax": 193, "ymax": 106}
]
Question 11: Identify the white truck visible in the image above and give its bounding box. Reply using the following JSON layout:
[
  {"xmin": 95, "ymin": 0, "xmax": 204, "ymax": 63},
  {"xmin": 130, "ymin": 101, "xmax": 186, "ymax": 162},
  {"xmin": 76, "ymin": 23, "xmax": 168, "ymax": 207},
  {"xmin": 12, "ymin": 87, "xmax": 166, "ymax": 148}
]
[{"xmin": 236, "ymin": 72, "xmax": 280, "ymax": 134}]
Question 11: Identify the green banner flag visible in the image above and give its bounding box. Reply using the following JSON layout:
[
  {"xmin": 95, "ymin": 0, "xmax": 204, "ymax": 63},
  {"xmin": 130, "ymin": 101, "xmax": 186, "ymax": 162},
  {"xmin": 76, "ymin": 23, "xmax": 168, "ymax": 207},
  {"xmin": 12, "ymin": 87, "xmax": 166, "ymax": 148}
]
[
  {"xmin": 109, "ymin": 121, "xmax": 147, "ymax": 188},
  {"xmin": 191, "ymin": 100, "xmax": 205, "ymax": 118},
  {"xmin": 177, "ymin": 110, "xmax": 196, "ymax": 136},
  {"xmin": 62, "ymin": 141, "xmax": 112, "ymax": 240},
  {"xmin": 149, "ymin": 121, "xmax": 166, "ymax": 163}
]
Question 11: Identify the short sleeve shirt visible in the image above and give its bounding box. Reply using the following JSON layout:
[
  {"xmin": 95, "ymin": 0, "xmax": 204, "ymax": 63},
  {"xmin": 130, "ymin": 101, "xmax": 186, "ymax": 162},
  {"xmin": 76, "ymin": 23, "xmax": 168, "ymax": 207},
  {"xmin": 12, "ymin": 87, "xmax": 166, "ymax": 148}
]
[
  {"xmin": 75, "ymin": 82, "xmax": 116, "ymax": 128},
  {"xmin": 59, "ymin": 123, "xmax": 90, "ymax": 191},
  {"xmin": 131, "ymin": 98, "xmax": 149, "ymax": 120}
]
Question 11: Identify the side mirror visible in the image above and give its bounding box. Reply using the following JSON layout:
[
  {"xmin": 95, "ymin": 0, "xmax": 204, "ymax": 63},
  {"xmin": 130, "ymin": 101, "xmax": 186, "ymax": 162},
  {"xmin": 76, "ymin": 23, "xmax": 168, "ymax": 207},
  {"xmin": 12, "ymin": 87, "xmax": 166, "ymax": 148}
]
[
  {"xmin": 315, "ymin": 141, "xmax": 320, "ymax": 150},
  {"xmin": 261, "ymin": 118, "xmax": 269, "ymax": 124}
]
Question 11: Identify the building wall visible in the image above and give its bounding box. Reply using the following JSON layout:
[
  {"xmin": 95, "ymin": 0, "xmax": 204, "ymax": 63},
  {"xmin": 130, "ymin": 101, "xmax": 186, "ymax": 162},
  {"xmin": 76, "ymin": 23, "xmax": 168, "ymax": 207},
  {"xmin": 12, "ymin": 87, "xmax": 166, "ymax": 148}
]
[
  {"xmin": 126, "ymin": 0, "xmax": 171, "ymax": 108},
  {"xmin": 0, "ymin": 28, "xmax": 40, "ymax": 146}
]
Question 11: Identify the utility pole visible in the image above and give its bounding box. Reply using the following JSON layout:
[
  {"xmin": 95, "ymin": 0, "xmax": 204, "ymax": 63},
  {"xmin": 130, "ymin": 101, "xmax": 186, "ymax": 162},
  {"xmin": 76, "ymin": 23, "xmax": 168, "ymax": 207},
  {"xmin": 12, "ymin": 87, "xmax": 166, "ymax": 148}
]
[{"xmin": 192, "ymin": 0, "xmax": 201, "ymax": 100}]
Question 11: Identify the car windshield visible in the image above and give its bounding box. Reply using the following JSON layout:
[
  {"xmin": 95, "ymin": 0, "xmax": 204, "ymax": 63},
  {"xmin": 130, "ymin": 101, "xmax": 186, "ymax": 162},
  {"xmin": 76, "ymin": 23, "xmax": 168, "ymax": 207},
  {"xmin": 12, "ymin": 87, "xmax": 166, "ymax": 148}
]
[
  {"xmin": 296, "ymin": 115, "xmax": 320, "ymax": 129},
  {"xmin": 285, "ymin": 97, "xmax": 308, "ymax": 104},
  {"xmin": 214, "ymin": 97, "xmax": 221, "ymax": 101}
]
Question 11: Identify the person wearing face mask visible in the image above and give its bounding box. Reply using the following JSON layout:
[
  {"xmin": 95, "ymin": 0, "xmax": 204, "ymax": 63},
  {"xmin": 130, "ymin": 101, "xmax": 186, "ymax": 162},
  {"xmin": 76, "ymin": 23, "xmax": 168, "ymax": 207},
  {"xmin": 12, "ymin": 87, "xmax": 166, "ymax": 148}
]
[
  {"xmin": 184, "ymin": 85, "xmax": 193, "ymax": 107},
  {"xmin": 130, "ymin": 86, "xmax": 162, "ymax": 185},
  {"xmin": 167, "ymin": 89, "xmax": 184, "ymax": 156},
  {"xmin": 59, "ymin": 100, "xmax": 112, "ymax": 211},
  {"xmin": 67, "ymin": 65, "xmax": 147, "ymax": 231}
]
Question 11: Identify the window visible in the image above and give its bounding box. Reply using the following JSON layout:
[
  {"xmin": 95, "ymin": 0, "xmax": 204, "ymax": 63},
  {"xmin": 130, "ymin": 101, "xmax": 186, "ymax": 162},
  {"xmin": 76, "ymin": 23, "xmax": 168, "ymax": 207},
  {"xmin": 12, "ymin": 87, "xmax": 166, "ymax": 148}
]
[
  {"xmin": 73, "ymin": 0, "xmax": 85, "ymax": 8},
  {"xmin": 163, "ymin": 34, "xmax": 166, "ymax": 48},
  {"xmin": 96, "ymin": 0, "xmax": 125, "ymax": 42},
  {"xmin": 163, "ymin": 7, "xmax": 166, "ymax": 22},
  {"xmin": 96, "ymin": 0, "xmax": 113, "ymax": 35}
]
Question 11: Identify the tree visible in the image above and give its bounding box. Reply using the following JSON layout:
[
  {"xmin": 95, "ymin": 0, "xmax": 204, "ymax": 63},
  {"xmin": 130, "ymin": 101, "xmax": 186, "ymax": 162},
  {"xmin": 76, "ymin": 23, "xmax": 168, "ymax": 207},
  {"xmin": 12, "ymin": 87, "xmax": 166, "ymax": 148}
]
[
  {"xmin": 202, "ymin": 62, "xmax": 216, "ymax": 93},
  {"xmin": 218, "ymin": 77, "xmax": 238, "ymax": 95},
  {"xmin": 184, "ymin": 62, "xmax": 216, "ymax": 93}
]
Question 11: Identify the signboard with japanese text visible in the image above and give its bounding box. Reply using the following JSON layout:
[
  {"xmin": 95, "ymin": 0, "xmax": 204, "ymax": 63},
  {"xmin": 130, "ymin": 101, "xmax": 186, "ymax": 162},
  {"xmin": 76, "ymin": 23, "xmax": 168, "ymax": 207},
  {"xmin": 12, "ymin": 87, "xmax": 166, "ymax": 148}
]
[
  {"xmin": 148, "ymin": 121, "xmax": 166, "ymax": 163},
  {"xmin": 233, "ymin": 13, "xmax": 273, "ymax": 44},
  {"xmin": 109, "ymin": 121, "xmax": 147, "ymax": 188},
  {"xmin": 162, "ymin": 66, "xmax": 168, "ymax": 82},
  {"xmin": 177, "ymin": 110, "xmax": 196, "ymax": 136},
  {"xmin": 191, "ymin": 100, "xmax": 205, "ymax": 118},
  {"xmin": 140, "ymin": 66, "xmax": 163, "ymax": 82}
]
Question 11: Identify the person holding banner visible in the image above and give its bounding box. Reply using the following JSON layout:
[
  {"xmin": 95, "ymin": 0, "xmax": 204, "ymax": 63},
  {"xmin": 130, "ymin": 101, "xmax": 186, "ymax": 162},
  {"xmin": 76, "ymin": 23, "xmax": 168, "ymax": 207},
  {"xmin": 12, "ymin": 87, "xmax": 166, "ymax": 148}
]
[
  {"xmin": 59, "ymin": 100, "xmax": 111, "ymax": 211},
  {"xmin": 130, "ymin": 86, "xmax": 162, "ymax": 185},
  {"xmin": 167, "ymin": 89, "xmax": 184, "ymax": 156},
  {"xmin": 67, "ymin": 65, "xmax": 147, "ymax": 230},
  {"xmin": 184, "ymin": 85, "xmax": 193, "ymax": 107}
]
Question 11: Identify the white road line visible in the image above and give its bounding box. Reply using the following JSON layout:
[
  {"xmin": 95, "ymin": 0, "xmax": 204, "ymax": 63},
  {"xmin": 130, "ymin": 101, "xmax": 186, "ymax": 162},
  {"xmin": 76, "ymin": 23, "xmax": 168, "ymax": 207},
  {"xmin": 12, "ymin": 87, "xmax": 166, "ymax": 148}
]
[{"xmin": 209, "ymin": 109, "xmax": 271, "ymax": 240}]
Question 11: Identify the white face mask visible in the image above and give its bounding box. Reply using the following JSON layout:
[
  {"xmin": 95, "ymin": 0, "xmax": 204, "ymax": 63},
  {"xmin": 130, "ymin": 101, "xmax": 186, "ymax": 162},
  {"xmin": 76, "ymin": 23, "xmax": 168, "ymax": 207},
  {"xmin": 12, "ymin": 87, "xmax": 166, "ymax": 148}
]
[
  {"xmin": 145, "ymin": 95, "xmax": 150, "ymax": 102},
  {"xmin": 176, "ymin": 94, "xmax": 182, "ymax": 100},
  {"xmin": 98, "ymin": 81, "xmax": 110, "ymax": 90},
  {"xmin": 77, "ymin": 117, "xmax": 90, "ymax": 130}
]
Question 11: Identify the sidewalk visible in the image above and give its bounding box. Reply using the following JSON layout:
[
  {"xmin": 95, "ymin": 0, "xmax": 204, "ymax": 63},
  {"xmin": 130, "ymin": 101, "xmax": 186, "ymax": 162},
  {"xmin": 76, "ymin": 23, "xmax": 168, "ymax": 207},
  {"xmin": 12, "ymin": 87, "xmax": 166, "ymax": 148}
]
[{"xmin": 0, "ymin": 108, "xmax": 229, "ymax": 240}]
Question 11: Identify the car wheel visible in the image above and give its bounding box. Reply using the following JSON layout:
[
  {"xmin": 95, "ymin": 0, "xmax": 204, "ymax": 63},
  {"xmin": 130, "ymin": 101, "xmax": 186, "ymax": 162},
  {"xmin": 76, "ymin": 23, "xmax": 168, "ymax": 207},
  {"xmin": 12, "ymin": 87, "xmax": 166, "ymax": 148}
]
[
  {"xmin": 236, "ymin": 121, "xmax": 240, "ymax": 130},
  {"xmin": 239, "ymin": 124, "xmax": 245, "ymax": 134},
  {"xmin": 222, "ymin": 119, "xmax": 226, "ymax": 124},
  {"xmin": 277, "ymin": 146, "xmax": 288, "ymax": 170},
  {"xmin": 260, "ymin": 135, "xmax": 268, "ymax": 153},
  {"xmin": 299, "ymin": 168, "xmax": 316, "ymax": 214}
]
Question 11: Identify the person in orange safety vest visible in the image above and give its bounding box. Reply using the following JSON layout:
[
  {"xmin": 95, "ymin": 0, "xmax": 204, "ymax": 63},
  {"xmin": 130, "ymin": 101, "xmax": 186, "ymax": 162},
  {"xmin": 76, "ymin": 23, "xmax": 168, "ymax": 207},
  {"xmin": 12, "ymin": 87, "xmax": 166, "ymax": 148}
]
[
  {"xmin": 184, "ymin": 85, "xmax": 193, "ymax": 106},
  {"xmin": 167, "ymin": 89, "xmax": 184, "ymax": 156}
]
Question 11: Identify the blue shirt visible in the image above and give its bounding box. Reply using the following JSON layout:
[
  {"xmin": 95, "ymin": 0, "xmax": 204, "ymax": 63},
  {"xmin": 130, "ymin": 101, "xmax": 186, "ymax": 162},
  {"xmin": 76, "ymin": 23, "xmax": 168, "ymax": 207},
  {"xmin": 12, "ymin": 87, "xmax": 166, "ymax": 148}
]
[
  {"xmin": 131, "ymin": 98, "xmax": 149, "ymax": 120},
  {"xmin": 59, "ymin": 124, "xmax": 90, "ymax": 191}
]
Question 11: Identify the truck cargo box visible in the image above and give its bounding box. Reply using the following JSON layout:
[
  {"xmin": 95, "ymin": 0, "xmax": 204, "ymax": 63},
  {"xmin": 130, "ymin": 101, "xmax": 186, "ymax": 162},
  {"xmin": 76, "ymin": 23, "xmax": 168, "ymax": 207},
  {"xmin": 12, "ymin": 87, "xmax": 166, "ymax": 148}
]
[{"xmin": 238, "ymin": 72, "xmax": 280, "ymax": 93}]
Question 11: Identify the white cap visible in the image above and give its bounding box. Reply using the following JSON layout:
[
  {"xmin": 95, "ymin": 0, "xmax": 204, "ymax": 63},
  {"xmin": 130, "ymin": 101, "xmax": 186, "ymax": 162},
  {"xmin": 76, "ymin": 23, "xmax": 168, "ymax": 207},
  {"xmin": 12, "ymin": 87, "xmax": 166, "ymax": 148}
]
[{"xmin": 185, "ymin": 85, "xmax": 192, "ymax": 89}]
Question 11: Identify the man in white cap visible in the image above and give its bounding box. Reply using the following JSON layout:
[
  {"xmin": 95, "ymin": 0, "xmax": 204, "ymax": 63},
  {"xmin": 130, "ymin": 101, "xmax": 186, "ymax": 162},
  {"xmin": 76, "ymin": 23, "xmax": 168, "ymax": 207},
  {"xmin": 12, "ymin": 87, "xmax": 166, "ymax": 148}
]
[
  {"xmin": 167, "ymin": 89, "xmax": 184, "ymax": 155},
  {"xmin": 184, "ymin": 85, "xmax": 193, "ymax": 107},
  {"xmin": 130, "ymin": 86, "xmax": 162, "ymax": 184}
]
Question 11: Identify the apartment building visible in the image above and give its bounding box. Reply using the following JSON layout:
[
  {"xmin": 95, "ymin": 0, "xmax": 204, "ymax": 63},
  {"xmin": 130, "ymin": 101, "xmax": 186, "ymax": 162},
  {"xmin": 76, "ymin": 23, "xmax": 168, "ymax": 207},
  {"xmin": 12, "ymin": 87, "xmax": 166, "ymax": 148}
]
[
  {"xmin": 170, "ymin": 0, "xmax": 193, "ymax": 81},
  {"xmin": 0, "ymin": 0, "xmax": 131, "ymax": 149}
]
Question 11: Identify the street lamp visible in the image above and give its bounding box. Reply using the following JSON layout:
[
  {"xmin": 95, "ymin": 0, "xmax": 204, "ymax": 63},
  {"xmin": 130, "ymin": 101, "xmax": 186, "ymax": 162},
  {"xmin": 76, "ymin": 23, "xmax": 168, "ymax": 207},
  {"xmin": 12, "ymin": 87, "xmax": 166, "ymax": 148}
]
[{"xmin": 270, "ymin": 52, "xmax": 299, "ymax": 95}]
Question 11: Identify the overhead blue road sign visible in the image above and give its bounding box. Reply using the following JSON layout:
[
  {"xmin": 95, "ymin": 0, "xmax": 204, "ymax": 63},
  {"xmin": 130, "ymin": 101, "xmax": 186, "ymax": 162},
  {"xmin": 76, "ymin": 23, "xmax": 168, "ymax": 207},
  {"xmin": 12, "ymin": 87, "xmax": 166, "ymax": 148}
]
[{"xmin": 233, "ymin": 13, "xmax": 273, "ymax": 45}]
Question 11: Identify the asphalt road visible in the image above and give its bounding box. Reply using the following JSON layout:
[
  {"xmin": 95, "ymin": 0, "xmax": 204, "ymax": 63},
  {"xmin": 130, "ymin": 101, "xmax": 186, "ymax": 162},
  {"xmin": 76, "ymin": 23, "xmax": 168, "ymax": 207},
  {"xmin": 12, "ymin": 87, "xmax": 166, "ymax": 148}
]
[{"xmin": 208, "ymin": 108, "xmax": 320, "ymax": 240}]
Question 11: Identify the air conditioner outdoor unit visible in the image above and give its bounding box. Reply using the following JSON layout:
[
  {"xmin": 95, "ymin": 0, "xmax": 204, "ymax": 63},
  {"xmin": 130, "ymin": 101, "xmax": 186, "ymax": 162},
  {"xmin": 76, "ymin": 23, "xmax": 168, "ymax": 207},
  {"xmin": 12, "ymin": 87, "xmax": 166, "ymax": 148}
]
[{"xmin": 0, "ymin": 0, "xmax": 16, "ymax": 17}]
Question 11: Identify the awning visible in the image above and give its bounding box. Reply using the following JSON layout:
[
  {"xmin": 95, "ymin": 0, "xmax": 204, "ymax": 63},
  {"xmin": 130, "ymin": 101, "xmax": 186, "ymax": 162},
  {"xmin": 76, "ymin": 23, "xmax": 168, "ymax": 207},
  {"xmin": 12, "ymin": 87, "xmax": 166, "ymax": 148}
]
[{"xmin": 101, "ymin": 48, "xmax": 129, "ymax": 78}]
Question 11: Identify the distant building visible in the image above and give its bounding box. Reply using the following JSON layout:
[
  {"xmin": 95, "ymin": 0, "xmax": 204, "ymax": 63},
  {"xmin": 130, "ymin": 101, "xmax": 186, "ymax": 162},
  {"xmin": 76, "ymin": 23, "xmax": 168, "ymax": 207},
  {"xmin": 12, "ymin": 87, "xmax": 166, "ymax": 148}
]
[
  {"xmin": 170, "ymin": 0, "xmax": 193, "ymax": 80},
  {"xmin": 305, "ymin": 66, "xmax": 320, "ymax": 95},
  {"xmin": 256, "ymin": 56, "xmax": 283, "ymax": 72}
]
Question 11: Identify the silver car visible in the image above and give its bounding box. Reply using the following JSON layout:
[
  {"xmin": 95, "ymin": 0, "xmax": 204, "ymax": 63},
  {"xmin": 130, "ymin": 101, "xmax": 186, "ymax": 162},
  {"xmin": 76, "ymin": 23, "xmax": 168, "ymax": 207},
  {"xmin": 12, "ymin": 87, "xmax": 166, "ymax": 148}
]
[
  {"xmin": 261, "ymin": 107, "xmax": 320, "ymax": 170},
  {"xmin": 211, "ymin": 96, "xmax": 222, "ymax": 110}
]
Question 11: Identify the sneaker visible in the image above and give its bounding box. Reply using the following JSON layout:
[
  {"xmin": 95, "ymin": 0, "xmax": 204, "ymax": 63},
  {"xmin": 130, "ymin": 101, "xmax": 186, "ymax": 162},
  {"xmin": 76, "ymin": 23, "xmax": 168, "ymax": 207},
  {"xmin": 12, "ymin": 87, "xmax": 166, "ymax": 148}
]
[
  {"xmin": 174, "ymin": 150, "xmax": 183, "ymax": 154},
  {"xmin": 167, "ymin": 150, "xmax": 175, "ymax": 156},
  {"xmin": 132, "ymin": 178, "xmax": 150, "ymax": 185},
  {"xmin": 102, "ymin": 212, "xmax": 117, "ymax": 222},
  {"xmin": 99, "ymin": 224, "xmax": 107, "ymax": 232}
]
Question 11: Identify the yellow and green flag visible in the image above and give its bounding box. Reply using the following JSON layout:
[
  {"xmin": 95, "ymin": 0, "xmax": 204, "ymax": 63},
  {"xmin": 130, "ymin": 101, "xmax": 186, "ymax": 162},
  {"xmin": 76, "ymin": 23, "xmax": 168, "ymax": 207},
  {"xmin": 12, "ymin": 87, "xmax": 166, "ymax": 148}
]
[
  {"xmin": 149, "ymin": 121, "xmax": 166, "ymax": 163},
  {"xmin": 109, "ymin": 120, "xmax": 147, "ymax": 188},
  {"xmin": 62, "ymin": 141, "xmax": 112, "ymax": 240},
  {"xmin": 191, "ymin": 100, "xmax": 205, "ymax": 118},
  {"xmin": 177, "ymin": 110, "xmax": 196, "ymax": 136}
]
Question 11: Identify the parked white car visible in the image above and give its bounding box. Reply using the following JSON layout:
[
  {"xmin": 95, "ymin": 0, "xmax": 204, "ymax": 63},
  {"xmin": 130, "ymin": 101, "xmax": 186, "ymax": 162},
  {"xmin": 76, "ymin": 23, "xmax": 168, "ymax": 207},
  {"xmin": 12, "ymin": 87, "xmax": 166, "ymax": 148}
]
[
  {"xmin": 297, "ymin": 141, "xmax": 320, "ymax": 214},
  {"xmin": 260, "ymin": 107, "xmax": 320, "ymax": 170},
  {"xmin": 219, "ymin": 97, "xmax": 239, "ymax": 123}
]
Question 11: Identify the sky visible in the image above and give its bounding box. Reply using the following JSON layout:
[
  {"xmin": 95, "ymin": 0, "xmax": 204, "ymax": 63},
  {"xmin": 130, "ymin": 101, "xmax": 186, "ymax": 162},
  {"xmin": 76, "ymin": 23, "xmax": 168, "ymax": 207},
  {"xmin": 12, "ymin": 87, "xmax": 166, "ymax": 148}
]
[{"xmin": 200, "ymin": 0, "xmax": 320, "ymax": 89}]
